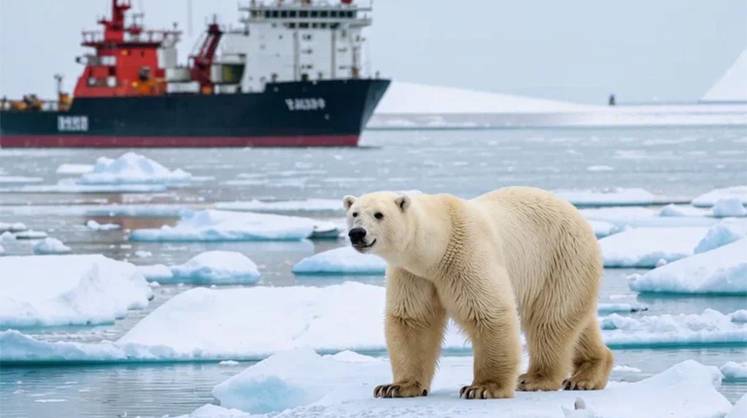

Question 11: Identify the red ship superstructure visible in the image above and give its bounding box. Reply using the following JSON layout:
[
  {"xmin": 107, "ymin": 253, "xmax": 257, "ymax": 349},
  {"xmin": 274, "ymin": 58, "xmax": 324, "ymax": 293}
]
[{"xmin": 74, "ymin": 0, "xmax": 181, "ymax": 97}]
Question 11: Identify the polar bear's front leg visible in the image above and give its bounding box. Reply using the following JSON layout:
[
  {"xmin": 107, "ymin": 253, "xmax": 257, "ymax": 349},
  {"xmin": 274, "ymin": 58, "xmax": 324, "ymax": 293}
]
[
  {"xmin": 450, "ymin": 267, "xmax": 521, "ymax": 399},
  {"xmin": 375, "ymin": 268, "xmax": 446, "ymax": 398}
]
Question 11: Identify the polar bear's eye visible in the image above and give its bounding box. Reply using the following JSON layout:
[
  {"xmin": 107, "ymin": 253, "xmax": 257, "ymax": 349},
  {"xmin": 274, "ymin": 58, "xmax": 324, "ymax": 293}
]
[
  {"xmin": 352, "ymin": 212, "xmax": 358, "ymax": 218},
  {"xmin": 374, "ymin": 212, "xmax": 384, "ymax": 220}
]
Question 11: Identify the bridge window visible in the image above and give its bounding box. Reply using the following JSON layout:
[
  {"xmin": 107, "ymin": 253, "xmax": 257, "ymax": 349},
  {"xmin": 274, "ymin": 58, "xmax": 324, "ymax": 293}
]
[
  {"xmin": 299, "ymin": 10, "xmax": 308, "ymax": 17},
  {"xmin": 330, "ymin": 11, "xmax": 338, "ymax": 17},
  {"xmin": 320, "ymin": 11, "xmax": 328, "ymax": 17},
  {"xmin": 311, "ymin": 11, "xmax": 318, "ymax": 17},
  {"xmin": 289, "ymin": 10, "xmax": 296, "ymax": 17},
  {"xmin": 281, "ymin": 10, "xmax": 288, "ymax": 18}
]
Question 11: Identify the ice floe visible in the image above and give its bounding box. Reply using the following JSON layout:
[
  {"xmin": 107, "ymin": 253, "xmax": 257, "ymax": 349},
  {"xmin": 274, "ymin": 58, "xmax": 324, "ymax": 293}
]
[
  {"xmin": 556, "ymin": 188, "xmax": 657, "ymax": 207},
  {"xmin": 713, "ymin": 198, "xmax": 747, "ymax": 217},
  {"xmin": 129, "ymin": 210, "xmax": 317, "ymax": 241},
  {"xmin": 32, "ymin": 237, "xmax": 71, "ymax": 255},
  {"xmin": 13, "ymin": 230, "xmax": 47, "ymax": 240},
  {"xmin": 599, "ymin": 227, "xmax": 708, "ymax": 268},
  {"xmin": 292, "ymin": 247, "xmax": 386, "ymax": 275},
  {"xmin": 727, "ymin": 394, "xmax": 747, "ymax": 418},
  {"xmin": 78, "ymin": 152, "xmax": 192, "ymax": 185},
  {"xmin": 600, "ymin": 309, "xmax": 747, "ymax": 348},
  {"xmin": 168, "ymin": 251, "xmax": 261, "ymax": 284},
  {"xmin": 136, "ymin": 264, "xmax": 174, "ymax": 281},
  {"xmin": 596, "ymin": 303, "xmax": 648, "ymax": 314},
  {"xmin": 720, "ymin": 361, "xmax": 747, "ymax": 381},
  {"xmin": 215, "ymin": 198, "xmax": 342, "ymax": 214},
  {"xmin": 0, "ymin": 222, "xmax": 27, "ymax": 232},
  {"xmin": 588, "ymin": 220, "xmax": 618, "ymax": 238},
  {"xmin": 703, "ymin": 49, "xmax": 747, "ymax": 102},
  {"xmin": 56, "ymin": 163, "xmax": 94, "ymax": 175},
  {"xmin": 692, "ymin": 186, "xmax": 747, "ymax": 207},
  {"xmin": 694, "ymin": 220, "xmax": 747, "ymax": 253},
  {"xmin": 0, "ymin": 255, "xmax": 152, "ymax": 328},
  {"xmin": 85, "ymin": 220, "xmax": 121, "ymax": 231},
  {"xmin": 199, "ymin": 351, "xmax": 730, "ymax": 418},
  {"xmin": 630, "ymin": 239, "xmax": 747, "ymax": 295},
  {"xmin": 0, "ymin": 175, "xmax": 43, "ymax": 183},
  {"xmin": 582, "ymin": 206, "xmax": 717, "ymax": 229}
]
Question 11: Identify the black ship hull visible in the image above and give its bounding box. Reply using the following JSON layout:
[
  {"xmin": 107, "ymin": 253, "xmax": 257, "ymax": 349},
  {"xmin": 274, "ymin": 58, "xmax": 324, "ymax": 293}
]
[{"xmin": 0, "ymin": 79, "xmax": 389, "ymax": 147}]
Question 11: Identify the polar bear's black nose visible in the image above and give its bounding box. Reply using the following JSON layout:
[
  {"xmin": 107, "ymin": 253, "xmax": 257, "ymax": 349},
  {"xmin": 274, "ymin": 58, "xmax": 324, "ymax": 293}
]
[{"xmin": 348, "ymin": 227, "xmax": 367, "ymax": 244}]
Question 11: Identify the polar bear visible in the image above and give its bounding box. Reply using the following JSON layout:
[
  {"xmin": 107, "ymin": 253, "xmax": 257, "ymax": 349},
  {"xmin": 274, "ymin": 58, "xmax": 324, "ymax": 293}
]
[{"xmin": 343, "ymin": 187, "xmax": 613, "ymax": 399}]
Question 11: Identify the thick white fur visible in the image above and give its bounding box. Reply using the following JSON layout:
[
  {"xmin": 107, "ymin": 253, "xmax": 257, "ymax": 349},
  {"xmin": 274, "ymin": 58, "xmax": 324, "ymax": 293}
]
[{"xmin": 344, "ymin": 187, "xmax": 613, "ymax": 399}]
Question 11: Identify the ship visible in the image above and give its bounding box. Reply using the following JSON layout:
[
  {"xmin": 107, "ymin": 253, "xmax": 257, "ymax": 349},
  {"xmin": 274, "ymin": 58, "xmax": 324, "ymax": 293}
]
[{"xmin": 0, "ymin": 0, "xmax": 390, "ymax": 147}]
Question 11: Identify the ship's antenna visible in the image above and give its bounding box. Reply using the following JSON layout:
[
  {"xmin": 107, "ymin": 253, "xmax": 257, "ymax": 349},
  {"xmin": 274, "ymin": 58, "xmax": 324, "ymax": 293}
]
[{"xmin": 54, "ymin": 74, "xmax": 64, "ymax": 95}]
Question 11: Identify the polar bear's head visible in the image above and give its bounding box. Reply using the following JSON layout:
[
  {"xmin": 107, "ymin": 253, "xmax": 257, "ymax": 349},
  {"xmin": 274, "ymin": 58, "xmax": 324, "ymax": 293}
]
[{"xmin": 342, "ymin": 191, "xmax": 412, "ymax": 258}]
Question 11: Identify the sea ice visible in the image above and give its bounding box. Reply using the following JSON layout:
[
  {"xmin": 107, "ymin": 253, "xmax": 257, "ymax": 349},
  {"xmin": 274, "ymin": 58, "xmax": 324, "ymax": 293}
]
[
  {"xmin": 726, "ymin": 394, "xmax": 747, "ymax": 418},
  {"xmin": 555, "ymin": 188, "xmax": 656, "ymax": 207},
  {"xmin": 582, "ymin": 206, "xmax": 716, "ymax": 229},
  {"xmin": 712, "ymin": 198, "xmax": 747, "ymax": 217},
  {"xmin": 78, "ymin": 152, "xmax": 192, "ymax": 184},
  {"xmin": 692, "ymin": 186, "xmax": 747, "ymax": 207},
  {"xmin": 56, "ymin": 163, "xmax": 94, "ymax": 175},
  {"xmin": 129, "ymin": 210, "xmax": 316, "ymax": 241},
  {"xmin": 136, "ymin": 264, "xmax": 174, "ymax": 281},
  {"xmin": 703, "ymin": 49, "xmax": 747, "ymax": 102},
  {"xmin": 596, "ymin": 303, "xmax": 648, "ymax": 314},
  {"xmin": 13, "ymin": 230, "xmax": 48, "ymax": 239},
  {"xmin": 600, "ymin": 309, "xmax": 747, "ymax": 348},
  {"xmin": 720, "ymin": 361, "xmax": 747, "ymax": 380},
  {"xmin": 658, "ymin": 204, "xmax": 710, "ymax": 217},
  {"xmin": 0, "ymin": 255, "xmax": 152, "ymax": 328},
  {"xmin": 32, "ymin": 238, "xmax": 71, "ymax": 255},
  {"xmin": 588, "ymin": 220, "xmax": 618, "ymax": 238},
  {"xmin": 85, "ymin": 220, "xmax": 120, "ymax": 231},
  {"xmin": 0, "ymin": 180, "xmax": 169, "ymax": 193},
  {"xmin": 0, "ymin": 176, "xmax": 42, "ymax": 183},
  {"xmin": 630, "ymin": 239, "xmax": 747, "ymax": 295},
  {"xmin": 168, "ymin": 251, "xmax": 261, "ymax": 284},
  {"xmin": 599, "ymin": 227, "xmax": 709, "ymax": 268},
  {"xmin": 202, "ymin": 350, "xmax": 730, "ymax": 418},
  {"xmin": 694, "ymin": 220, "xmax": 747, "ymax": 253},
  {"xmin": 215, "ymin": 199, "xmax": 342, "ymax": 214},
  {"xmin": 292, "ymin": 247, "xmax": 386, "ymax": 275},
  {"xmin": 0, "ymin": 222, "xmax": 27, "ymax": 232}
]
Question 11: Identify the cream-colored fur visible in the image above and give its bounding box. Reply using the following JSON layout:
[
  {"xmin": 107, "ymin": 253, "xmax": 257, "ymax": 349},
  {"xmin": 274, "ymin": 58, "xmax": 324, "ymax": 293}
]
[{"xmin": 343, "ymin": 187, "xmax": 613, "ymax": 399}]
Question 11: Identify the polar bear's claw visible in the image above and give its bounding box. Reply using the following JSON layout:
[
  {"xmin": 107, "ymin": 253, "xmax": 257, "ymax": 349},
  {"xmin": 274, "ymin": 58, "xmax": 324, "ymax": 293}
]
[
  {"xmin": 459, "ymin": 383, "xmax": 514, "ymax": 399},
  {"xmin": 374, "ymin": 382, "xmax": 427, "ymax": 398}
]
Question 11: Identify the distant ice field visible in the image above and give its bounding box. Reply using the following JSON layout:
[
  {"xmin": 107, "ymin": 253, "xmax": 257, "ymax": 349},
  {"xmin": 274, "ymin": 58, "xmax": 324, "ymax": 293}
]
[{"xmin": 1, "ymin": 126, "xmax": 746, "ymax": 417}]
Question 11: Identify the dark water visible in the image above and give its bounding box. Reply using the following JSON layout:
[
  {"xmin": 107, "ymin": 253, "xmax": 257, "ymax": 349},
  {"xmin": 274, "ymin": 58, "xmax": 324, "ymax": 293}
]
[{"xmin": 1, "ymin": 127, "xmax": 746, "ymax": 417}]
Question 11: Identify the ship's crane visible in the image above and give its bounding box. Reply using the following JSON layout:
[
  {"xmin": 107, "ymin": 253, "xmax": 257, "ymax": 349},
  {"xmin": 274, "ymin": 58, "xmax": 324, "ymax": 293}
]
[{"xmin": 189, "ymin": 19, "xmax": 223, "ymax": 94}]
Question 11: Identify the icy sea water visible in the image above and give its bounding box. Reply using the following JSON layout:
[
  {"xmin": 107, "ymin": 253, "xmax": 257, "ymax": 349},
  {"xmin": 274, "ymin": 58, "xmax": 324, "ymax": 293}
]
[{"xmin": 1, "ymin": 127, "xmax": 746, "ymax": 417}]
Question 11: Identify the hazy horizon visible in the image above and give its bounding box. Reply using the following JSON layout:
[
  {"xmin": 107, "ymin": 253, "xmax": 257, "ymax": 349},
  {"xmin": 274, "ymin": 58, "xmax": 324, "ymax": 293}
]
[{"xmin": 1, "ymin": 0, "xmax": 745, "ymax": 104}]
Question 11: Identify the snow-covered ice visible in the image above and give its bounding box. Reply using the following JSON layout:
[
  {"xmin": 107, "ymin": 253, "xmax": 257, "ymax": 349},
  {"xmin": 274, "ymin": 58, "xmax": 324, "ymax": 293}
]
[
  {"xmin": 702, "ymin": 49, "xmax": 747, "ymax": 102},
  {"xmin": 712, "ymin": 198, "xmax": 747, "ymax": 217},
  {"xmin": 13, "ymin": 230, "xmax": 48, "ymax": 239},
  {"xmin": 588, "ymin": 220, "xmax": 618, "ymax": 238},
  {"xmin": 215, "ymin": 199, "xmax": 342, "ymax": 213},
  {"xmin": 292, "ymin": 247, "xmax": 386, "ymax": 275},
  {"xmin": 726, "ymin": 394, "xmax": 747, "ymax": 418},
  {"xmin": 78, "ymin": 152, "xmax": 192, "ymax": 185},
  {"xmin": 720, "ymin": 361, "xmax": 747, "ymax": 381},
  {"xmin": 596, "ymin": 303, "xmax": 648, "ymax": 315},
  {"xmin": 199, "ymin": 350, "xmax": 730, "ymax": 418},
  {"xmin": 136, "ymin": 264, "xmax": 174, "ymax": 281},
  {"xmin": 0, "ymin": 175, "xmax": 42, "ymax": 183},
  {"xmin": 692, "ymin": 186, "xmax": 747, "ymax": 207},
  {"xmin": 658, "ymin": 204, "xmax": 710, "ymax": 217},
  {"xmin": 0, "ymin": 179, "xmax": 169, "ymax": 193},
  {"xmin": 56, "ymin": 163, "xmax": 94, "ymax": 175},
  {"xmin": 694, "ymin": 220, "xmax": 747, "ymax": 253},
  {"xmin": 582, "ymin": 206, "xmax": 717, "ymax": 229},
  {"xmin": 32, "ymin": 237, "xmax": 71, "ymax": 255},
  {"xmin": 600, "ymin": 309, "xmax": 747, "ymax": 348},
  {"xmin": 0, "ymin": 255, "xmax": 152, "ymax": 328},
  {"xmin": 130, "ymin": 210, "xmax": 317, "ymax": 241},
  {"xmin": 599, "ymin": 227, "xmax": 708, "ymax": 268},
  {"xmin": 630, "ymin": 238, "xmax": 747, "ymax": 295},
  {"xmin": 0, "ymin": 222, "xmax": 27, "ymax": 232},
  {"xmin": 85, "ymin": 220, "xmax": 120, "ymax": 231},
  {"xmin": 555, "ymin": 188, "xmax": 656, "ymax": 207},
  {"xmin": 168, "ymin": 251, "xmax": 261, "ymax": 284}
]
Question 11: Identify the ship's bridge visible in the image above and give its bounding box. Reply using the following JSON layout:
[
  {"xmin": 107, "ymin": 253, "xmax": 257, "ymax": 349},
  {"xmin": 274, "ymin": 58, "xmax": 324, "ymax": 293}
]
[{"xmin": 227, "ymin": 0, "xmax": 374, "ymax": 92}]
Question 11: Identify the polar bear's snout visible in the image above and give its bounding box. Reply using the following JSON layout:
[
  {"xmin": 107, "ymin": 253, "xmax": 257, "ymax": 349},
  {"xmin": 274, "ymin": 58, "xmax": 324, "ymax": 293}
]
[{"xmin": 348, "ymin": 227, "xmax": 367, "ymax": 244}]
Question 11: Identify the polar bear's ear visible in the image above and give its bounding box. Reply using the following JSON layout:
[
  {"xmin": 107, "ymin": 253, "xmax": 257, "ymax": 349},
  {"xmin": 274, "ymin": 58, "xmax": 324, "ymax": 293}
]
[
  {"xmin": 395, "ymin": 195, "xmax": 410, "ymax": 211},
  {"xmin": 342, "ymin": 195, "xmax": 357, "ymax": 210}
]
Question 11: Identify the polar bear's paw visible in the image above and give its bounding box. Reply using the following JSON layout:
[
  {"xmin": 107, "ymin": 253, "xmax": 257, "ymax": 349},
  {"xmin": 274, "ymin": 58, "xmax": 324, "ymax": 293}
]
[
  {"xmin": 373, "ymin": 381, "xmax": 428, "ymax": 398},
  {"xmin": 562, "ymin": 373, "xmax": 606, "ymax": 391},
  {"xmin": 517, "ymin": 373, "xmax": 563, "ymax": 391},
  {"xmin": 459, "ymin": 382, "xmax": 514, "ymax": 399}
]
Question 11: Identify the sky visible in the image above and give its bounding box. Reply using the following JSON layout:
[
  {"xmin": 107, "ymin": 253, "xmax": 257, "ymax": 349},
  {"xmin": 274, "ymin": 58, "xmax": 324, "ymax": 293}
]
[{"xmin": 1, "ymin": 0, "xmax": 745, "ymax": 104}]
